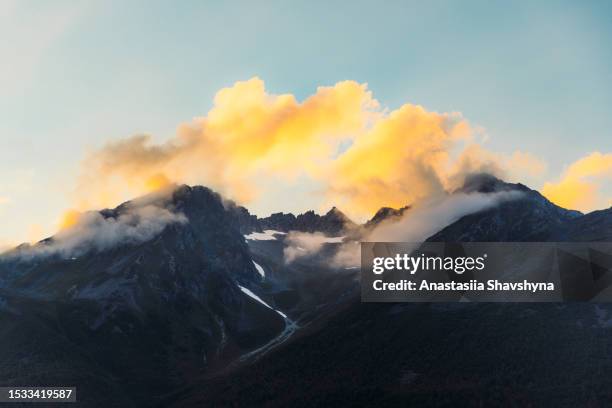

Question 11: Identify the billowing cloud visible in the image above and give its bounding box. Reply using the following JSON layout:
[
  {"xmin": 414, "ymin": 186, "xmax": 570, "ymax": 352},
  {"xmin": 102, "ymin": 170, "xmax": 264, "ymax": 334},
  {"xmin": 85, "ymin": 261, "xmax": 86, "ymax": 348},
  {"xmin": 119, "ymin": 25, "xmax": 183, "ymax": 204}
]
[
  {"xmin": 76, "ymin": 78, "xmax": 377, "ymax": 210},
  {"xmin": 542, "ymin": 152, "xmax": 612, "ymax": 212},
  {"xmin": 68, "ymin": 78, "xmax": 549, "ymax": 224},
  {"xmin": 8, "ymin": 77, "xmax": 591, "ymax": 254},
  {"xmin": 323, "ymin": 105, "xmax": 470, "ymax": 219}
]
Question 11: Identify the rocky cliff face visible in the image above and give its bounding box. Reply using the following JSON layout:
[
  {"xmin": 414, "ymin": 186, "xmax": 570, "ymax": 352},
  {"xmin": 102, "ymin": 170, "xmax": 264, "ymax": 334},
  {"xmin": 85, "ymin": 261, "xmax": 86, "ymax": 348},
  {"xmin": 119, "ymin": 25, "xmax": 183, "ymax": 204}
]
[
  {"xmin": 254, "ymin": 207, "xmax": 356, "ymax": 235},
  {"xmin": 364, "ymin": 205, "xmax": 411, "ymax": 228},
  {"xmin": 223, "ymin": 201, "xmax": 356, "ymax": 236},
  {"xmin": 225, "ymin": 202, "xmax": 262, "ymax": 234}
]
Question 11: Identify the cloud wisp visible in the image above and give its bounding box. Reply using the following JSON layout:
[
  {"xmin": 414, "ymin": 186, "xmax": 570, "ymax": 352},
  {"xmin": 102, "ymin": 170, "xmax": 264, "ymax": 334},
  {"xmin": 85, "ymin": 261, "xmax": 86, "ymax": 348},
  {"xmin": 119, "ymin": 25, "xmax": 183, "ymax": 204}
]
[
  {"xmin": 7, "ymin": 203, "xmax": 186, "ymax": 260},
  {"xmin": 330, "ymin": 190, "xmax": 524, "ymax": 268},
  {"xmin": 274, "ymin": 189, "xmax": 524, "ymax": 269},
  {"xmin": 283, "ymin": 231, "xmax": 344, "ymax": 263}
]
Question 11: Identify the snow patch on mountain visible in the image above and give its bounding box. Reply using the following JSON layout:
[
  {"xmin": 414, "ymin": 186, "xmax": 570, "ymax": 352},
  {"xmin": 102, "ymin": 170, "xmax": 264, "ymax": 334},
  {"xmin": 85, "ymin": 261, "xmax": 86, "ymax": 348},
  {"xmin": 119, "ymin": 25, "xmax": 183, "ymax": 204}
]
[
  {"xmin": 244, "ymin": 230, "xmax": 286, "ymax": 241},
  {"xmin": 238, "ymin": 285, "xmax": 287, "ymax": 319},
  {"xmin": 252, "ymin": 261, "xmax": 265, "ymax": 278}
]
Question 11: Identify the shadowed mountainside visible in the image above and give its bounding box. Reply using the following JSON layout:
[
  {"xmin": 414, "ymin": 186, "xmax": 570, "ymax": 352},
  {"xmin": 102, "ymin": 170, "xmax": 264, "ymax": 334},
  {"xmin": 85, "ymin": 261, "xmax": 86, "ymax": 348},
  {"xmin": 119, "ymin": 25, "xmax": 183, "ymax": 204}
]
[
  {"xmin": 0, "ymin": 176, "xmax": 611, "ymax": 407},
  {"xmin": 0, "ymin": 185, "xmax": 287, "ymax": 406}
]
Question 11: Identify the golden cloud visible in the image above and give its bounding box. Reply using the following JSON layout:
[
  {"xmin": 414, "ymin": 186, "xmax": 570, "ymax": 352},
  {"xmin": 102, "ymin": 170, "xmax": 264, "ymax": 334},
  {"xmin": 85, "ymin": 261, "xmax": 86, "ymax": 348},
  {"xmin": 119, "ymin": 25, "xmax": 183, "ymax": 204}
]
[
  {"xmin": 324, "ymin": 105, "xmax": 470, "ymax": 219},
  {"xmin": 542, "ymin": 152, "xmax": 612, "ymax": 212},
  {"xmin": 71, "ymin": 77, "xmax": 555, "ymax": 221},
  {"xmin": 76, "ymin": 78, "xmax": 377, "ymax": 210}
]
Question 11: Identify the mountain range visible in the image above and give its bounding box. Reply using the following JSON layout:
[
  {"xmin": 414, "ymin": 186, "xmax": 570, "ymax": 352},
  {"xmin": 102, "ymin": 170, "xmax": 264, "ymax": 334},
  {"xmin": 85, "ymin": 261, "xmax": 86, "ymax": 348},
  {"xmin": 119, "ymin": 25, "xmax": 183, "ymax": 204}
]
[{"xmin": 0, "ymin": 174, "xmax": 611, "ymax": 407}]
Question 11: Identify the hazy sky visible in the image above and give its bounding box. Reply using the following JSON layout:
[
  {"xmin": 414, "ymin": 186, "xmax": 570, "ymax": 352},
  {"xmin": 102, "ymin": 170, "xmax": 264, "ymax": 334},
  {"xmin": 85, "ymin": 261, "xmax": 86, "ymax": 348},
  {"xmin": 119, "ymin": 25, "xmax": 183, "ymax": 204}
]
[{"xmin": 1, "ymin": 0, "xmax": 611, "ymax": 246}]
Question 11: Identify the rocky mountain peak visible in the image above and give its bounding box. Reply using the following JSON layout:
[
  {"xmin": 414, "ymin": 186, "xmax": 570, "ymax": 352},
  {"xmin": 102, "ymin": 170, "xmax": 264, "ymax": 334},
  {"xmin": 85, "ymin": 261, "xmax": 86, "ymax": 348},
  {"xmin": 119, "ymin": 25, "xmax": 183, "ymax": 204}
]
[
  {"xmin": 365, "ymin": 205, "xmax": 411, "ymax": 228},
  {"xmin": 429, "ymin": 173, "xmax": 584, "ymax": 242},
  {"xmin": 457, "ymin": 173, "xmax": 530, "ymax": 194}
]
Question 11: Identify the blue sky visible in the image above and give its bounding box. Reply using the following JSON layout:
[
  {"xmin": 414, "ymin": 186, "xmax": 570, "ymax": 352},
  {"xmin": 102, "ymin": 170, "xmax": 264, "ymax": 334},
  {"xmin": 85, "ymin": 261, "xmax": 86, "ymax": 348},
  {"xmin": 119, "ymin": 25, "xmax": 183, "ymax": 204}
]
[{"xmin": 1, "ymin": 0, "xmax": 611, "ymax": 245}]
